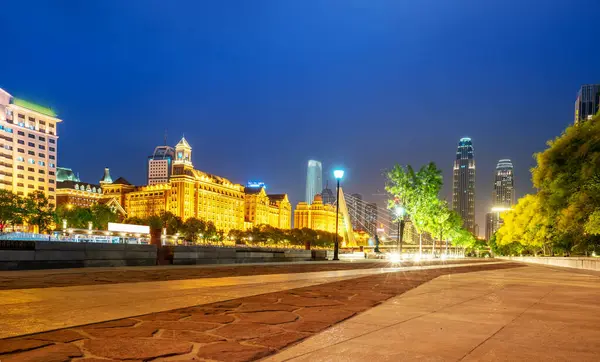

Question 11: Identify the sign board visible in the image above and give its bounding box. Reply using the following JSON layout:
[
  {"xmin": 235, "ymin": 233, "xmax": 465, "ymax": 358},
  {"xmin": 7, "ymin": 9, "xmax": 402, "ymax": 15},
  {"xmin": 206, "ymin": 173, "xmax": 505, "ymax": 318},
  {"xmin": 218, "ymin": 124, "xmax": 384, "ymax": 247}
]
[{"xmin": 108, "ymin": 223, "xmax": 150, "ymax": 234}]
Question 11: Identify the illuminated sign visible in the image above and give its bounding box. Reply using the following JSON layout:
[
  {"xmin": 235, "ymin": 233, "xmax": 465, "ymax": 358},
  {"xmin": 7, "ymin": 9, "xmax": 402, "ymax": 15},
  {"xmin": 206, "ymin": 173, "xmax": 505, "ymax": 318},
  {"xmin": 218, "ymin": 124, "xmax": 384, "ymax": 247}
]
[
  {"xmin": 108, "ymin": 223, "xmax": 150, "ymax": 234},
  {"xmin": 247, "ymin": 181, "xmax": 266, "ymax": 188}
]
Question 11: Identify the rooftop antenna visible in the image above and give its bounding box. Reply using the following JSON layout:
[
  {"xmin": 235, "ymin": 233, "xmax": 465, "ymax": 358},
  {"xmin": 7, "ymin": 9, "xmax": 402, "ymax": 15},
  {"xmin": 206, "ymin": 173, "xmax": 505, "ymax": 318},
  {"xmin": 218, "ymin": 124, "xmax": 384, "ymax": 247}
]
[{"xmin": 164, "ymin": 129, "xmax": 168, "ymax": 146}]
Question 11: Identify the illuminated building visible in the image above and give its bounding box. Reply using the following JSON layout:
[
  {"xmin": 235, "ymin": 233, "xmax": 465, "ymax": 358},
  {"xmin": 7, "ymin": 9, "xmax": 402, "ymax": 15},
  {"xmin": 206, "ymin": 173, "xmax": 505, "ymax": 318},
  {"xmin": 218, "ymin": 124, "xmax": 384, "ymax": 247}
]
[
  {"xmin": 305, "ymin": 160, "xmax": 322, "ymax": 204},
  {"xmin": 574, "ymin": 84, "xmax": 600, "ymax": 123},
  {"xmin": 57, "ymin": 167, "xmax": 80, "ymax": 182},
  {"xmin": 452, "ymin": 137, "xmax": 476, "ymax": 234},
  {"xmin": 493, "ymin": 159, "xmax": 515, "ymax": 207},
  {"xmin": 101, "ymin": 137, "xmax": 291, "ymax": 233},
  {"xmin": 321, "ymin": 181, "xmax": 335, "ymax": 205},
  {"xmin": 244, "ymin": 187, "xmax": 292, "ymax": 229},
  {"xmin": 294, "ymin": 194, "xmax": 343, "ymax": 234},
  {"xmin": 148, "ymin": 145, "xmax": 175, "ymax": 185},
  {"xmin": 485, "ymin": 159, "xmax": 515, "ymax": 240},
  {"xmin": 247, "ymin": 181, "xmax": 266, "ymax": 188},
  {"xmin": 364, "ymin": 202, "xmax": 378, "ymax": 236},
  {"xmin": 348, "ymin": 193, "xmax": 364, "ymax": 230},
  {"xmin": 0, "ymin": 88, "xmax": 60, "ymax": 206}
]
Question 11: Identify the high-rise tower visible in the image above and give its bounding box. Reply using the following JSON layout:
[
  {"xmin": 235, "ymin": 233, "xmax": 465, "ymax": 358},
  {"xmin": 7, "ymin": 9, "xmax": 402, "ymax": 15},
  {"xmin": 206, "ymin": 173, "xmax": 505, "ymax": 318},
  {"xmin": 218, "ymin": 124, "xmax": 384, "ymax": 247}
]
[
  {"xmin": 305, "ymin": 160, "xmax": 322, "ymax": 205},
  {"xmin": 148, "ymin": 145, "xmax": 175, "ymax": 185},
  {"xmin": 486, "ymin": 159, "xmax": 515, "ymax": 240},
  {"xmin": 452, "ymin": 137, "xmax": 476, "ymax": 234},
  {"xmin": 575, "ymin": 84, "xmax": 600, "ymax": 123}
]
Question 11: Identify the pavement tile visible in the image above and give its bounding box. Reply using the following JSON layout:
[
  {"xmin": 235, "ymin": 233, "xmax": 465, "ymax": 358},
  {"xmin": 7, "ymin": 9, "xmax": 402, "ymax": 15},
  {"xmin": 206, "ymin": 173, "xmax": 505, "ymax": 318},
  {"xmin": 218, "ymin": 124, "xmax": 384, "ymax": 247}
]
[
  {"xmin": 85, "ymin": 319, "xmax": 138, "ymax": 329},
  {"xmin": 247, "ymin": 331, "xmax": 309, "ymax": 349},
  {"xmin": 159, "ymin": 329, "xmax": 226, "ymax": 343},
  {"xmin": 278, "ymin": 295, "xmax": 344, "ymax": 307},
  {"xmin": 1, "ymin": 343, "xmax": 83, "ymax": 362},
  {"xmin": 24, "ymin": 329, "xmax": 85, "ymax": 343},
  {"xmin": 196, "ymin": 341, "xmax": 271, "ymax": 362},
  {"xmin": 83, "ymin": 338, "xmax": 192, "ymax": 360},
  {"xmin": 82, "ymin": 326, "xmax": 159, "ymax": 338},
  {"xmin": 185, "ymin": 313, "xmax": 236, "ymax": 323},
  {"xmin": 213, "ymin": 323, "xmax": 284, "ymax": 340},
  {"xmin": 0, "ymin": 339, "xmax": 52, "ymax": 355},
  {"xmin": 235, "ymin": 302, "xmax": 299, "ymax": 313},
  {"xmin": 294, "ymin": 307, "xmax": 355, "ymax": 325},
  {"xmin": 134, "ymin": 312, "xmax": 190, "ymax": 321},
  {"xmin": 140, "ymin": 320, "xmax": 219, "ymax": 332},
  {"xmin": 236, "ymin": 311, "xmax": 298, "ymax": 325}
]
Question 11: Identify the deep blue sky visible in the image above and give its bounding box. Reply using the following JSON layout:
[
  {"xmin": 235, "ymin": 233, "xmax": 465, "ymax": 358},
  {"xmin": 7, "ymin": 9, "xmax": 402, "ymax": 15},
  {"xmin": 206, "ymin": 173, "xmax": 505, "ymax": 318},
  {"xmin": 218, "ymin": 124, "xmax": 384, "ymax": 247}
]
[{"xmin": 2, "ymin": 1, "xmax": 600, "ymax": 235}]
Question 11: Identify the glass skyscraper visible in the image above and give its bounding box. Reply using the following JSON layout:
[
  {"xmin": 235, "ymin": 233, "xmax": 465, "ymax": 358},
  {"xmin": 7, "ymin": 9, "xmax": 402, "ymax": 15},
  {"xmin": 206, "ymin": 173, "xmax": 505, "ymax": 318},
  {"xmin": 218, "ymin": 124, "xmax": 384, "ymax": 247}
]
[
  {"xmin": 574, "ymin": 84, "xmax": 600, "ymax": 123},
  {"xmin": 486, "ymin": 159, "xmax": 515, "ymax": 240},
  {"xmin": 305, "ymin": 160, "xmax": 322, "ymax": 205},
  {"xmin": 452, "ymin": 137, "xmax": 476, "ymax": 234}
]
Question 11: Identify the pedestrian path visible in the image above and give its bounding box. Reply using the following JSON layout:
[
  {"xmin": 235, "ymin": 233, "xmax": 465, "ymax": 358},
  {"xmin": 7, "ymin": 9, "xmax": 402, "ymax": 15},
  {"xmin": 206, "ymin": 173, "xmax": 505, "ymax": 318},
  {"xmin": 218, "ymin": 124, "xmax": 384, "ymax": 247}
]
[
  {"xmin": 0, "ymin": 261, "xmax": 501, "ymax": 339},
  {"xmin": 265, "ymin": 265, "xmax": 600, "ymax": 361}
]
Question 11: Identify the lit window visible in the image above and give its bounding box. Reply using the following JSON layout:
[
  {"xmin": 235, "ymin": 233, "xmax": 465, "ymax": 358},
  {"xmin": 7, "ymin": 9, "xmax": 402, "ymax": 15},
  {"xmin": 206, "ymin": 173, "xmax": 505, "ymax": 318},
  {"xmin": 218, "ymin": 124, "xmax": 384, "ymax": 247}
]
[
  {"xmin": 28, "ymin": 159, "xmax": 35, "ymax": 164},
  {"xmin": 38, "ymin": 161, "xmax": 45, "ymax": 166}
]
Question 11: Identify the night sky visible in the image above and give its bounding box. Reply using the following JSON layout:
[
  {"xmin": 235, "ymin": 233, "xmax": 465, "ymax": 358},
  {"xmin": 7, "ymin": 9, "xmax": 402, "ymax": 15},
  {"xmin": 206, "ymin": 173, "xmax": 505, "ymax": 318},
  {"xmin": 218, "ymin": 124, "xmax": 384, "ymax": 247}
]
[{"xmin": 2, "ymin": 1, "xmax": 600, "ymax": 236}]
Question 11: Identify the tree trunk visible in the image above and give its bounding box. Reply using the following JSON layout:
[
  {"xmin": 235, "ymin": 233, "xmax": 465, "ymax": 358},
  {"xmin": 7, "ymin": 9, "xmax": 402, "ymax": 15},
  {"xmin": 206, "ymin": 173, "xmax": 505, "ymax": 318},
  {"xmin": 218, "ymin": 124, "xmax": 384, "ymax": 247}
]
[{"xmin": 419, "ymin": 233, "xmax": 422, "ymax": 257}]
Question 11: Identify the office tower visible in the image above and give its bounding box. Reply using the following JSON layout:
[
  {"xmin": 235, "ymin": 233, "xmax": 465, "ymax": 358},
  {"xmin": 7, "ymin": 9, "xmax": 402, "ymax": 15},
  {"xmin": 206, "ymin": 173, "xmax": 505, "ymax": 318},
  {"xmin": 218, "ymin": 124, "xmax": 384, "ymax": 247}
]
[
  {"xmin": 305, "ymin": 160, "xmax": 322, "ymax": 204},
  {"xmin": 0, "ymin": 88, "xmax": 61, "ymax": 207},
  {"xmin": 347, "ymin": 193, "xmax": 364, "ymax": 230},
  {"xmin": 321, "ymin": 180, "xmax": 335, "ymax": 205},
  {"xmin": 452, "ymin": 137, "xmax": 476, "ymax": 234},
  {"xmin": 575, "ymin": 84, "xmax": 600, "ymax": 123},
  {"xmin": 148, "ymin": 145, "xmax": 175, "ymax": 185},
  {"xmin": 493, "ymin": 159, "xmax": 515, "ymax": 207},
  {"xmin": 364, "ymin": 202, "xmax": 378, "ymax": 236},
  {"xmin": 486, "ymin": 159, "xmax": 515, "ymax": 240}
]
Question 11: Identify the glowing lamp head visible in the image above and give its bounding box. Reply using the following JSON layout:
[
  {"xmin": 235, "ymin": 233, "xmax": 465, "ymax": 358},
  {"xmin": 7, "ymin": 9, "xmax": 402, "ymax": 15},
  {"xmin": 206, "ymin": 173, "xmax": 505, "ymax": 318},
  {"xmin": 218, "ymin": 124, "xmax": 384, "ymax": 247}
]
[
  {"xmin": 333, "ymin": 169, "xmax": 345, "ymax": 180},
  {"xmin": 389, "ymin": 252, "xmax": 401, "ymax": 264},
  {"xmin": 395, "ymin": 206, "xmax": 405, "ymax": 217}
]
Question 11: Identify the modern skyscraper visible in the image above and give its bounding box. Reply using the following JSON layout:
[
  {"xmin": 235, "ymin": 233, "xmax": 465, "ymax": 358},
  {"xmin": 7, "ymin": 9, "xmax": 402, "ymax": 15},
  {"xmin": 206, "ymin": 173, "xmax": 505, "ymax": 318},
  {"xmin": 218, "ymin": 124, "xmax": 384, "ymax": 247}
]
[
  {"xmin": 321, "ymin": 180, "xmax": 335, "ymax": 205},
  {"xmin": 486, "ymin": 159, "xmax": 515, "ymax": 240},
  {"xmin": 148, "ymin": 145, "xmax": 175, "ymax": 185},
  {"xmin": 348, "ymin": 193, "xmax": 364, "ymax": 230},
  {"xmin": 0, "ymin": 88, "xmax": 61, "ymax": 207},
  {"xmin": 452, "ymin": 137, "xmax": 476, "ymax": 234},
  {"xmin": 305, "ymin": 160, "xmax": 322, "ymax": 205},
  {"xmin": 364, "ymin": 202, "xmax": 378, "ymax": 236},
  {"xmin": 575, "ymin": 84, "xmax": 600, "ymax": 123}
]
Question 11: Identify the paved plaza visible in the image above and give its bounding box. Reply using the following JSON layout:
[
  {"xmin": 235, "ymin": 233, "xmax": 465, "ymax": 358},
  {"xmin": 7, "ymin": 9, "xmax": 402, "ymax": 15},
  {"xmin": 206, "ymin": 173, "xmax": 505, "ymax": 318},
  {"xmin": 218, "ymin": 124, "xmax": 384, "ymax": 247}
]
[{"xmin": 0, "ymin": 260, "xmax": 599, "ymax": 361}]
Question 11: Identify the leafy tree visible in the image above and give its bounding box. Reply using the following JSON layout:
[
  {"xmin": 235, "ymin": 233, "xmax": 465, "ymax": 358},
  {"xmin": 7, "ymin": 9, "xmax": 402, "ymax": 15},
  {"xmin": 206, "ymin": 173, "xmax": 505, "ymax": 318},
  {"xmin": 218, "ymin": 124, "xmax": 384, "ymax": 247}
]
[
  {"xmin": 91, "ymin": 204, "xmax": 118, "ymax": 230},
  {"xmin": 181, "ymin": 217, "xmax": 206, "ymax": 243},
  {"xmin": 0, "ymin": 190, "xmax": 23, "ymax": 232},
  {"xmin": 585, "ymin": 211, "xmax": 600, "ymax": 235},
  {"xmin": 160, "ymin": 211, "xmax": 183, "ymax": 235},
  {"xmin": 23, "ymin": 191, "xmax": 55, "ymax": 233}
]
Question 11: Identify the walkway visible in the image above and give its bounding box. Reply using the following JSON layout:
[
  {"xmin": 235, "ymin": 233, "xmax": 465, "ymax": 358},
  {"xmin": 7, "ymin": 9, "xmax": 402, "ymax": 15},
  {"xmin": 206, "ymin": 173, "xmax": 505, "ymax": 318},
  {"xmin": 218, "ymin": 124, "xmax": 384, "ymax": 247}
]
[
  {"xmin": 0, "ymin": 260, "xmax": 500, "ymax": 339},
  {"xmin": 267, "ymin": 264, "xmax": 600, "ymax": 361}
]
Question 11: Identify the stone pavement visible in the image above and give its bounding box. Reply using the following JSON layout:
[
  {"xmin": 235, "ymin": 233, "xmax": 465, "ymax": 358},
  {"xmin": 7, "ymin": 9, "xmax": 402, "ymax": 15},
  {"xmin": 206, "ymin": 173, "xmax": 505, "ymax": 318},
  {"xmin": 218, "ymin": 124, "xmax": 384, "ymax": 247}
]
[
  {"xmin": 267, "ymin": 264, "xmax": 600, "ymax": 362},
  {"xmin": 0, "ymin": 262, "xmax": 519, "ymax": 361},
  {"xmin": 0, "ymin": 259, "xmax": 500, "ymax": 339}
]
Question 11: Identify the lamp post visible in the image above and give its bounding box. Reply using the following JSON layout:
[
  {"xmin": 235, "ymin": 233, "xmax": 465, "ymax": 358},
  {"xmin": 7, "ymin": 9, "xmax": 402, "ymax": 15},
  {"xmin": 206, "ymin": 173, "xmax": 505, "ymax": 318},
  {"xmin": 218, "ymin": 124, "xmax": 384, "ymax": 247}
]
[
  {"xmin": 395, "ymin": 206, "xmax": 405, "ymax": 258},
  {"xmin": 333, "ymin": 169, "xmax": 344, "ymax": 261}
]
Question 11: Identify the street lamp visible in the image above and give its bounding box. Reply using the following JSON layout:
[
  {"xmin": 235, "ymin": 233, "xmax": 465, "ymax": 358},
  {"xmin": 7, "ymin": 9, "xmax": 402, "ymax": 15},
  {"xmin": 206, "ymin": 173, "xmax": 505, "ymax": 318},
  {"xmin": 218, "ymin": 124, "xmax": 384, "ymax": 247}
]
[
  {"xmin": 333, "ymin": 169, "xmax": 344, "ymax": 261},
  {"xmin": 395, "ymin": 206, "xmax": 406, "ymax": 258}
]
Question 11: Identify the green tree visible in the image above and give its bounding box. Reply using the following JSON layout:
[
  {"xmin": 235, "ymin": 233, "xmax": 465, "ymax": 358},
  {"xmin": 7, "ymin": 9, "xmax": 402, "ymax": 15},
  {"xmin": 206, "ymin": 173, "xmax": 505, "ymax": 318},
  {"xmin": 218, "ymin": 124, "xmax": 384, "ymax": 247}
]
[
  {"xmin": 23, "ymin": 191, "xmax": 55, "ymax": 233},
  {"xmin": 181, "ymin": 217, "xmax": 206, "ymax": 243},
  {"xmin": 91, "ymin": 204, "xmax": 118, "ymax": 230},
  {"xmin": 0, "ymin": 190, "xmax": 23, "ymax": 232},
  {"xmin": 160, "ymin": 211, "xmax": 183, "ymax": 235}
]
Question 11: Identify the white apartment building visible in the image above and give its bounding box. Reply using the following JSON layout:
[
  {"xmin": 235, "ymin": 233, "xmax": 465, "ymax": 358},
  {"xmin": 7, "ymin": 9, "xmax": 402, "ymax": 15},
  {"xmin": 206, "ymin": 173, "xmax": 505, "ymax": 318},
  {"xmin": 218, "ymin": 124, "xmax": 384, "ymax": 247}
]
[{"xmin": 0, "ymin": 88, "xmax": 60, "ymax": 206}]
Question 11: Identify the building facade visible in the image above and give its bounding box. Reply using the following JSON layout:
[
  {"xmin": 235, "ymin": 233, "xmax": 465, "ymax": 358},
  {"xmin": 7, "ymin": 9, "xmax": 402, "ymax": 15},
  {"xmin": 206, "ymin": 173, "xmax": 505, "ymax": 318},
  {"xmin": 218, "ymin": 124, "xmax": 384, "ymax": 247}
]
[
  {"xmin": 102, "ymin": 137, "xmax": 290, "ymax": 233},
  {"xmin": 294, "ymin": 194, "xmax": 343, "ymax": 234},
  {"xmin": 452, "ymin": 137, "xmax": 476, "ymax": 234},
  {"xmin": 348, "ymin": 193, "xmax": 364, "ymax": 230},
  {"xmin": 485, "ymin": 159, "xmax": 515, "ymax": 240},
  {"xmin": 305, "ymin": 160, "xmax": 322, "ymax": 205},
  {"xmin": 364, "ymin": 202, "xmax": 378, "ymax": 236},
  {"xmin": 321, "ymin": 181, "xmax": 335, "ymax": 205},
  {"xmin": 148, "ymin": 145, "xmax": 175, "ymax": 185},
  {"xmin": 575, "ymin": 84, "xmax": 600, "ymax": 123},
  {"xmin": 0, "ymin": 88, "xmax": 60, "ymax": 207}
]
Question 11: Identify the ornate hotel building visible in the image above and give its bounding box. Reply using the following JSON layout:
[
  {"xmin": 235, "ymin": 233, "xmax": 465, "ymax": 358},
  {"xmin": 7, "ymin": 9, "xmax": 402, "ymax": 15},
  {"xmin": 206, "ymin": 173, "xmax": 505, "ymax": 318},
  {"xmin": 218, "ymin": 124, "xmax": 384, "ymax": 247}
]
[
  {"xmin": 0, "ymin": 88, "xmax": 60, "ymax": 206},
  {"xmin": 294, "ymin": 194, "xmax": 343, "ymax": 234},
  {"xmin": 101, "ymin": 137, "xmax": 291, "ymax": 232}
]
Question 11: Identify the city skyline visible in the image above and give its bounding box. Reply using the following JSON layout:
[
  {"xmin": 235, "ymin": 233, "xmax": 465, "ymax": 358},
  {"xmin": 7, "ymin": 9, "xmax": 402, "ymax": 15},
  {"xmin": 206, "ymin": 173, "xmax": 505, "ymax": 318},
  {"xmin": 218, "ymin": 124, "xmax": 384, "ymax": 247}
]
[{"xmin": 2, "ymin": 1, "xmax": 599, "ymax": 236}]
